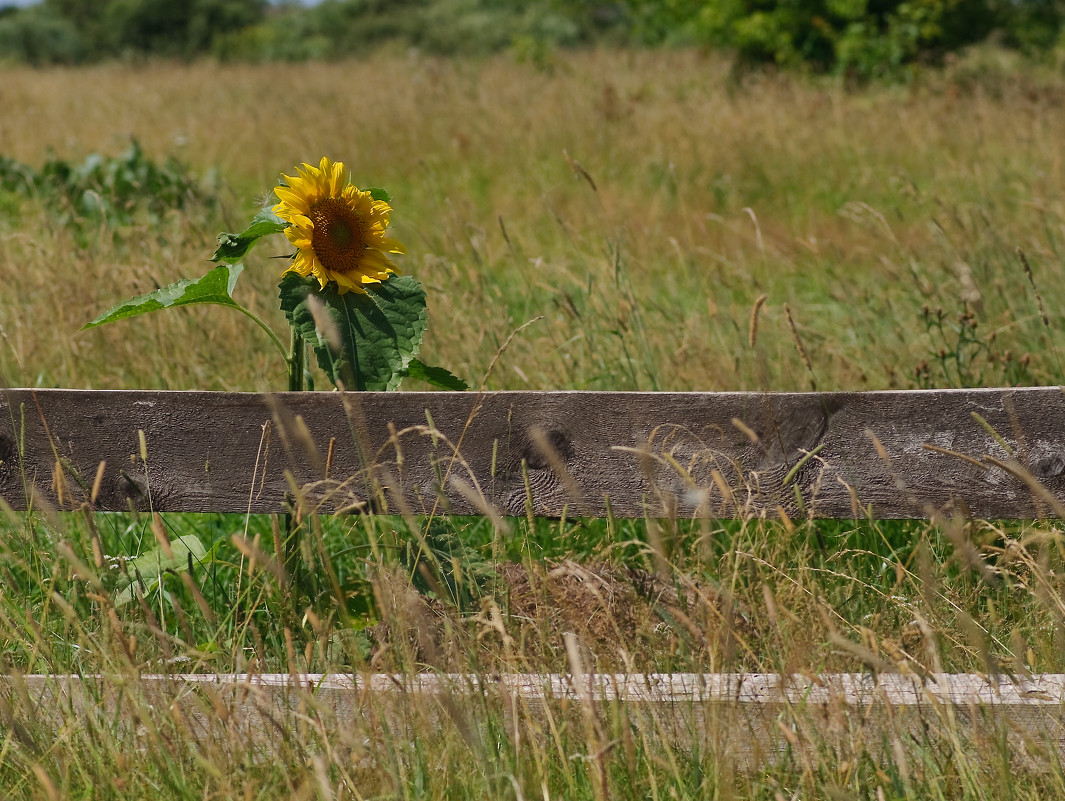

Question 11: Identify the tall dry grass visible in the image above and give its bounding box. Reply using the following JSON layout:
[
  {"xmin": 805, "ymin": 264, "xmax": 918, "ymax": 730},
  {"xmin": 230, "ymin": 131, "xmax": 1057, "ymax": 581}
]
[{"xmin": 1, "ymin": 48, "xmax": 1063, "ymax": 393}]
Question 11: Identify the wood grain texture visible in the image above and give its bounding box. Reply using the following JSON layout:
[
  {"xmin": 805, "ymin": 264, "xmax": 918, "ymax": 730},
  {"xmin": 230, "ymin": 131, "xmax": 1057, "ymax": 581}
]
[
  {"xmin": 6, "ymin": 672, "xmax": 1065, "ymax": 764},
  {"xmin": 2, "ymin": 386, "xmax": 1065, "ymax": 517}
]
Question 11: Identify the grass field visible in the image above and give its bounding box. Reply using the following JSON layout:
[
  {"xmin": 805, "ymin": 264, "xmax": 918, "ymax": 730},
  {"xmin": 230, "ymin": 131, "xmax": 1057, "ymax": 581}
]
[{"xmin": 2, "ymin": 47, "xmax": 1065, "ymax": 799}]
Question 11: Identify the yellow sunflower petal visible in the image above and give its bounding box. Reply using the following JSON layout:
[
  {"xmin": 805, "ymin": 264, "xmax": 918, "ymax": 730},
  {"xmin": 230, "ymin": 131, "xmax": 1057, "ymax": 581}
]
[
  {"xmin": 358, "ymin": 249, "xmax": 397, "ymax": 275},
  {"xmin": 286, "ymin": 249, "xmax": 316, "ymax": 277},
  {"xmin": 378, "ymin": 237, "xmax": 407, "ymax": 254},
  {"xmin": 332, "ymin": 273, "xmax": 368, "ymax": 295},
  {"xmin": 274, "ymin": 183, "xmax": 312, "ymax": 207},
  {"xmin": 327, "ymin": 159, "xmax": 347, "ymax": 196},
  {"xmin": 310, "ymin": 264, "xmax": 331, "ymax": 289},
  {"xmin": 292, "ymin": 162, "xmax": 326, "ymax": 197}
]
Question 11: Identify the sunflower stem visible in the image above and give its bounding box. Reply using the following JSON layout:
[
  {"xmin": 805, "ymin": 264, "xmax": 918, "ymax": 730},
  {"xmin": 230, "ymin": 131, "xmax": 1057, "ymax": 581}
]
[
  {"xmin": 288, "ymin": 327, "xmax": 304, "ymax": 392},
  {"xmin": 285, "ymin": 325, "xmax": 306, "ymax": 607}
]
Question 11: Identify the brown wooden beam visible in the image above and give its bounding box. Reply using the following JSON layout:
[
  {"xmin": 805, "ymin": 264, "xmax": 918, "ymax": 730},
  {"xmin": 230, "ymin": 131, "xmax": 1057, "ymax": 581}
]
[{"xmin": 1, "ymin": 387, "xmax": 1064, "ymax": 518}]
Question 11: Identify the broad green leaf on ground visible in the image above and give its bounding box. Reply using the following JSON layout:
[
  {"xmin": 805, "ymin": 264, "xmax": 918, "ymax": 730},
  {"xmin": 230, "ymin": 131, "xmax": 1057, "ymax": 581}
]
[
  {"xmin": 279, "ymin": 272, "xmax": 428, "ymax": 391},
  {"xmin": 83, "ymin": 263, "xmax": 244, "ymax": 329},
  {"xmin": 211, "ymin": 207, "xmax": 288, "ymax": 263},
  {"xmin": 403, "ymin": 358, "xmax": 468, "ymax": 390},
  {"xmin": 113, "ymin": 534, "xmax": 207, "ymax": 607}
]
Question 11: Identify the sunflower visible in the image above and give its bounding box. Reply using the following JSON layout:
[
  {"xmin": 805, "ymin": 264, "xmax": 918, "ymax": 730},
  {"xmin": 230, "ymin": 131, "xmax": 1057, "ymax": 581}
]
[{"xmin": 272, "ymin": 157, "xmax": 406, "ymax": 294}]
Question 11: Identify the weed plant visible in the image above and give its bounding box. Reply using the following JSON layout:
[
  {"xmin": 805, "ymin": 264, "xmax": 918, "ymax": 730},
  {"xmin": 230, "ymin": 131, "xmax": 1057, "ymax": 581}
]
[{"xmin": 0, "ymin": 140, "xmax": 213, "ymax": 230}]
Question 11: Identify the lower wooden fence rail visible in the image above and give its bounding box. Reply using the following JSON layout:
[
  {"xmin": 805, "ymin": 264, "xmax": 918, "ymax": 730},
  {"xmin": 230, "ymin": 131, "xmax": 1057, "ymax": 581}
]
[
  {"xmin": 3, "ymin": 386, "xmax": 1065, "ymax": 760},
  {"xmin": 4, "ymin": 672, "xmax": 1065, "ymax": 763}
]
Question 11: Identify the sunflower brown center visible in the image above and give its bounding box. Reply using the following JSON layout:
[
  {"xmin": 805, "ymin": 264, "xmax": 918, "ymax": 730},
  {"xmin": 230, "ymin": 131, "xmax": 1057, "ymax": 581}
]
[{"xmin": 310, "ymin": 197, "xmax": 367, "ymax": 275}]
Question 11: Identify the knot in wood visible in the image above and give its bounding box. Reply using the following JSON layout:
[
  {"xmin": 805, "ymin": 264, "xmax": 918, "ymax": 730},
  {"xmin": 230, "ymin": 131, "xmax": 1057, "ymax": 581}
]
[
  {"xmin": 1032, "ymin": 453, "xmax": 1065, "ymax": 480},
  {"xmin": 115, "ymin": 471, "xmax": 148, "ymax": 507},
  {"xmin": 0, "ymin": 431, "xmax": 13, "ymax": 492},
  {"xmin": 523, "ymin": 427, "xmax": 573, "ymax": 471}
]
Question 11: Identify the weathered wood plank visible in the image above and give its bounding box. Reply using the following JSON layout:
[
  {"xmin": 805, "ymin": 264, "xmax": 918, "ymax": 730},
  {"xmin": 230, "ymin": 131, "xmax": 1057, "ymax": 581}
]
[
  {"xmin": 6, "ymin": 672, "xmax": 1065, "ymax": 764},
  {"xmin": 2, "ymin": 387, "xmax": 1064, "ymax": 518},
  {"xmin": 13, "ymin": 670, "xmax": 1065, "ymax": 708},
  {"xmin": 122, "ymin": 670, "xmax": 1065, "ymax": 705}
]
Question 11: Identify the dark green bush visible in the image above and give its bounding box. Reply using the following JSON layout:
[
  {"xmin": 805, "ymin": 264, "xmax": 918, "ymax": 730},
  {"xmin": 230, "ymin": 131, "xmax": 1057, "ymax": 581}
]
[
  {"xmin": 0, "ymin": 0, "xmax": 266, "ymax": 62},
  {"xmin": 213, "ymin": 0, "xmax": 581, "ymax": 61},
  {"xmin": 0, "ymin": 5, "xmax": 84, "ymax": 65},
  {"xmin": 101, "ymin": 0, "xmax": 265, "ymax": 57},
  {"xmin": 0, "ymin": 0, "xmax": 1060, "ymax": 78},
  {"xmin": 617, "ymin": 0, "xmax": 1062, "ymax": 79},
  {"xmin": 1003, "ymin": 0, "xmax": 1065, "ymax": 54},
  {"xmin": 585, "ymin": 0, "xmax": 1062, "ymax": 79}
]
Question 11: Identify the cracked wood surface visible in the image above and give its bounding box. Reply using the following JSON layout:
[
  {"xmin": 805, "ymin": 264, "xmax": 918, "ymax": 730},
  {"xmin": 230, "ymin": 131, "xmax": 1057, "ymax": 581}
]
[{"xmin": 1, "ymin": 387, "xmax": 1064, "ymax": 517}]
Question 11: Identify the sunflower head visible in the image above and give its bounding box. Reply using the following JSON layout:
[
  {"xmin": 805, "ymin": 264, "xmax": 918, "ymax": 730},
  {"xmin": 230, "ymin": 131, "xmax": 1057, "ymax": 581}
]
[{"xmin": 272, "ymin": 157, "xmax": 406, "ymax": 295}]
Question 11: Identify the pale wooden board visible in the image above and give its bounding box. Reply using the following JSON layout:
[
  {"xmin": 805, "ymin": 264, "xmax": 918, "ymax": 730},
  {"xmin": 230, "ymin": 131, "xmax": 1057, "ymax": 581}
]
[
  {"xmin": 2, "ymin": 387, "xmax": 1065, "ymax": 518},
  {"xmin": 95, "ymin": 670, "xmax": 1065, "ymax": 704},
  {"xmin": 5, "ymin": 673, "xmax": 1064, "ymax": 766}
]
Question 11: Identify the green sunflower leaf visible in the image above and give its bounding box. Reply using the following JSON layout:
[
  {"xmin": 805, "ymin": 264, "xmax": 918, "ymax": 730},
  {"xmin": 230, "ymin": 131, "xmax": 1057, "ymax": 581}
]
[
  {"xmin": 211, "ymin": 207, "xmax": 288, "ymax": 264},
  {"xmin": 279, "ymin": 272, "xmax": 428, "ymax": 391},
  {"xmin": 402, "ymin": 359, "xmax": 468, "ymax": 391},
  {"xmin": 82, "ymin": 263, "xmax": 244, "ymax": 330},
  {"xmin": 366, "ymin": 187, "xmax": 392, "ymax": 203}
]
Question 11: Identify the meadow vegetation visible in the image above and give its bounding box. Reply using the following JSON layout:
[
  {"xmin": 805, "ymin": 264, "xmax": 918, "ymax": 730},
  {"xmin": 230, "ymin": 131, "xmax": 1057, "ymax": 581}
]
[{"xmin": 1, "ymin": 47, "xmax": 1065, "ymax": 798}]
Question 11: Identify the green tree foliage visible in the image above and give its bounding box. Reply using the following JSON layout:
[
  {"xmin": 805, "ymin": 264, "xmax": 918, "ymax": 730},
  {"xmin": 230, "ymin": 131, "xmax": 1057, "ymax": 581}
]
[
  {"xmin": 102, "ymin": 0, "xmax": 266, "ymax": 56},
  {"xmin": 695, "ymin": 0, "xmax": 1001, "ymax": 77},
  {"xmin": 0, "ymin": 4, "xmax": 84, "ymax": 65},
  {"xmin": 616, "ymin": 0, "xmax": 1063, "ymax": 78},
  {"xmin": 0, "ymin": 0, "xmax": 265, "ymax": 63},
  {"xmin": 1004, "ymin": 0, "xmax": 1065, "ymax": 52},
  {"xmin": 0, "ymin": 0, "xmax": 1060, "ymax": 78},
  {"xmin": 213, "ymin": 0, "xmax": 581, "ymax": 61}
]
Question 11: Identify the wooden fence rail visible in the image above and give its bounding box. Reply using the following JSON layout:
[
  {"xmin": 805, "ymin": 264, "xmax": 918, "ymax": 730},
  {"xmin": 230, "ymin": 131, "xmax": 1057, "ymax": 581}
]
[
  {"xmin": 2, "ymin": 386, "xmax": 1064, "ymax": 518},
  {"xmin": 6, "ymin": 672, "xmax": 1065, "ymax": 764}
]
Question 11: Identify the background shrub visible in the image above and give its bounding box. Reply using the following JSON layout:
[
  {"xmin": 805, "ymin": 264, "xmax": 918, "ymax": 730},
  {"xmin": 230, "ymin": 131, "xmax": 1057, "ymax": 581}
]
[
  {"xmin": 0, "ymin": 0, "xmax": 1061, "ymax": 78},
  {"xmin": 0, "ymin": 4, "xmax": 84, "ymax": 65}
]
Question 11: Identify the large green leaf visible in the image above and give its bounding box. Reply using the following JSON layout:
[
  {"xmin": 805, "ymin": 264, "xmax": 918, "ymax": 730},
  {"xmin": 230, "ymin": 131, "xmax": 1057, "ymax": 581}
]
[
  {"xmin": 83, "ymin": 263, "xmax": 243, "ymax": 329},
  {"xmin": 279, "ymin": 272, "xmax": 428, "ymax": 391},
  {"xmin": 403, "ymin": 358, "xmax": 468, "ymax": 390},
  {"xmin": 211, "ymin": 207, "xmax": 288, "ymax": 264},
  {"xmin": 113, "ymin": 534, "xmax": 207, "ymax": 608}
]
